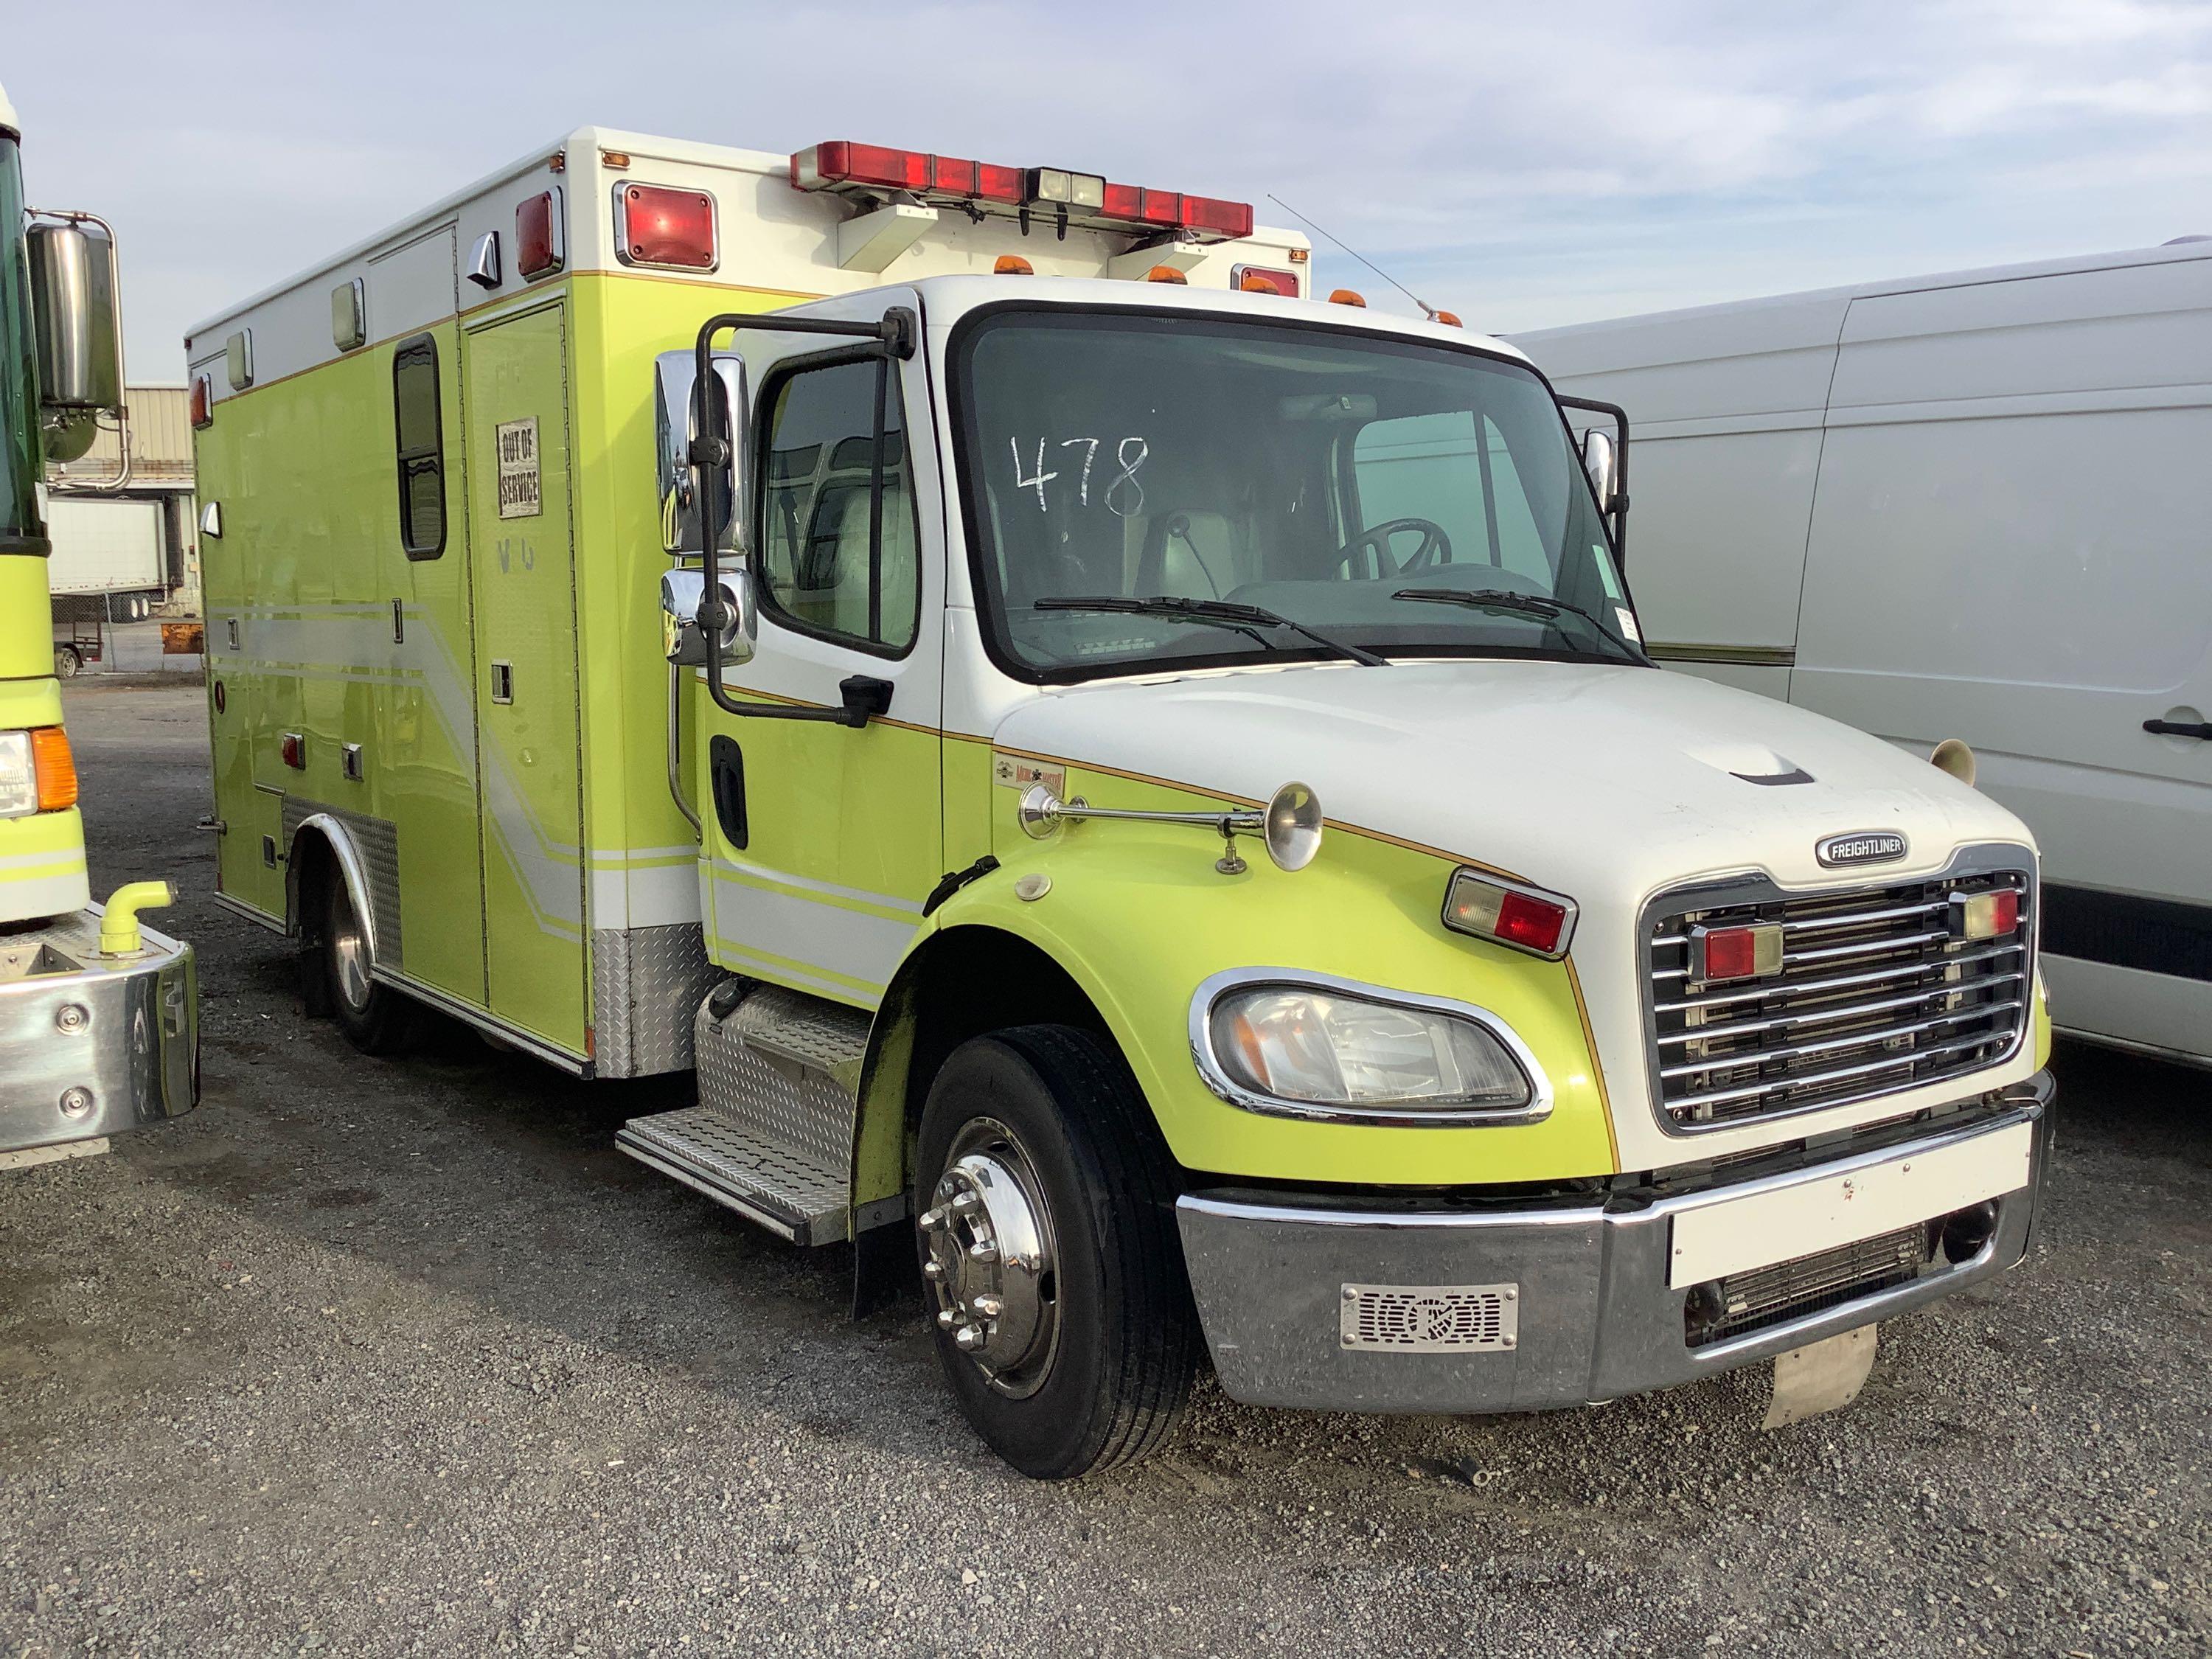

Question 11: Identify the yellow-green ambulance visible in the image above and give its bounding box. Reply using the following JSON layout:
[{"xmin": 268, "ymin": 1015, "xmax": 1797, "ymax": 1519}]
[
  {"xmin": 0, "ymin": 81, "xmax": 197, "ymax": 1160},
  {"xmin": 192, "ymin": 127, "xmax": 2054, "ymax": 1476}
]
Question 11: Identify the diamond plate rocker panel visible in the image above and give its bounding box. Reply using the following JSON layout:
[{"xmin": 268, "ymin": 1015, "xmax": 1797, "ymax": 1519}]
[
  {"xmin": 616, "ymin": 984, "xmax": 872, "ymax": 1245},
  {"xmin": 590, "ymin": 923, "xmax": 722, "ymax": 1079}
]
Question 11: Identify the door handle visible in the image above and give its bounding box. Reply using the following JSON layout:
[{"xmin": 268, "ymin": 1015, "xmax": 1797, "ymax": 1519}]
[{"xmin": 2143, "ymin": 718, "xmax": 2212, "ymax": 740}]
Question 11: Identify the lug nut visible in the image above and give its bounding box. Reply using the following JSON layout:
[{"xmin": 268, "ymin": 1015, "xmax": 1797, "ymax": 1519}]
[
  {"xmin": 936, "ymin": 1309, "xmax": 958, "ymax": 1329},
  {"xmin": 919, "ymin": 1207, "xmax": 947, "ymax": 1232},
  {"xmin": 921, "ymin": 1259, "xmax": 944, "ymax": 1281},
  {"xmin": 954, "ymin": 1324, "xmax": 985, "ymax": 1352},
  {"xmin": 972, "ymin": 1294, "xmax": 1004, "ymax": 1318},
  {"xmin": 968, "ymin": 1241, "xmax": 998, "ymax": 1264},
  {"xmin": 950, "ymin": 1189, "xmax": 982, "ymax": 1215}
]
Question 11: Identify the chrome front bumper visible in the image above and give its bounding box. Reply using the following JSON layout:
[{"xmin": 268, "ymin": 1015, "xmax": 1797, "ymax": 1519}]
[
  {"xmin": 1176, "ymin": 1073, "xmax": 2053, "ymax": 1414},
  {"xmin": 0, "ymin": 907, "xmax": 198, "ymax": 1153}
]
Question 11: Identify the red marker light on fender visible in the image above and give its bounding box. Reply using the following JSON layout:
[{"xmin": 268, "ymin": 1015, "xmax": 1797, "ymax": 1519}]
[{"xmin": 1443, "ymin": 870, "xmax": 1576, "ymax": 959}]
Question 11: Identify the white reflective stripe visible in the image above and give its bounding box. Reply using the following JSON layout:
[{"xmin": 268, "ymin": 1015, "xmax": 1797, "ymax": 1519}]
[
  {"xmin": 589, "ymin": 860, "xmax": 703, "ymax": 930},
  {"xmin": 218, "ymin": 607, "xmax": 585, "ymax": 931},
  {"xmin": 708, "ymin": 939, "xmax": 883, "ymax": 1006},
  {"xmin": 709, "ymin": 865, "xmax": 917, "ymax": 989},
  {"xmin": 709, "ymin": 854, "xmax": 923, "ymax": 917},
  {"xmin": 0, "ymin": 846, "xmax": 88, "ymax": 872}
]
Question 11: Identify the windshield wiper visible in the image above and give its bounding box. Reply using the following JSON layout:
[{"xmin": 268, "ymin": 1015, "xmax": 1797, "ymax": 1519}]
[
  {"xmin": 1390, "ymin": 587, "xmax": 1646, "ymax": 662},
  {"xmin": 1035, "ymin": 595, "xmax": 1387, "ymax": 667}
]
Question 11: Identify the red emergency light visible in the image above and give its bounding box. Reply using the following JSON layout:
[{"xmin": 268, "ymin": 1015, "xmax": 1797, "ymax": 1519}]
[
  {"xmin": 617, "ymin": 184, "xmax": 717, "ymax": 271},
  {"xmin": 790, "ymin": 141, "xmax": 1256, "ymax": 244},
  {"xmin": 189, "ymin": 373, "xmax": 212, "ymax": 429},
  {"xmin": 793, "ymin": 142, "xmax": 1025, "ymax": 205},
  {"xmin": 515, "ymin": 188, "xmax": 565, "ymax": 280}
]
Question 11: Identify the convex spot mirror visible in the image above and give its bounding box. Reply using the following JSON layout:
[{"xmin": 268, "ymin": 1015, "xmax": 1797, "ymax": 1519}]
[
  {"xmin": 27, "ymin": 219, "xmax": 123, "ymax": 465},
  {"xmin": 655, "ymin": 349, "xmax": 747, "ymax": 557},
  {"xmin": 660, "ymin": 567, "xmax": 755, "ymax": 667}
]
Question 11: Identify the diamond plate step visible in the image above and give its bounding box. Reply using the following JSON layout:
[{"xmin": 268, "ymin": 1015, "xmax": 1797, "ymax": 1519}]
[
  {"xmin": 617, "ymin": 1106, "xmax": 849, "ymax": 1245},
  {"xmin": 616, "ymin": 983, "xmax": 874, "ymax": 1246}
]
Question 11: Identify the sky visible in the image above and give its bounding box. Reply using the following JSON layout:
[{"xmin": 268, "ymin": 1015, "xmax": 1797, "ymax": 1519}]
[{"xmin": 6, "ymin": 0, "xmax": 2209, "ymax": 381}]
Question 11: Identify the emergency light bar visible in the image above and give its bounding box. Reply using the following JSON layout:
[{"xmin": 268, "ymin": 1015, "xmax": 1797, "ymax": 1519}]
[{"xmin": 790, "ymin": 141, "xmax": 1255, "ymax": 243}]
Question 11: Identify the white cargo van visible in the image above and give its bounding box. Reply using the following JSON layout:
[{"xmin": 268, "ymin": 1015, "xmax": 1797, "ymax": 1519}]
[{"xmin": 1515, "ymin": 240, "xmax": 2212, "ymax": 1067}]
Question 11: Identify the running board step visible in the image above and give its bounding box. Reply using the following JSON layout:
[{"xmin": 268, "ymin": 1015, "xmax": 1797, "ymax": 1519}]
[
  {"xmin": 616, "ymin": 982, "xmax": 871, "ymax": 1247},
  {"xmin": 617, "ymin": 1107, "xmax": 849, "ymax": 1245}
]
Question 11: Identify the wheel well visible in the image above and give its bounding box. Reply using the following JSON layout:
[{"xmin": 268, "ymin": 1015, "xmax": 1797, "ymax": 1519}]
[
  {"xmin": 287, "ymin": 827, "xmax": 339, "ymax": 947},
  {"xmin": 897, "ymin": 928, "xmax": 1110, "ymax": 1135}
]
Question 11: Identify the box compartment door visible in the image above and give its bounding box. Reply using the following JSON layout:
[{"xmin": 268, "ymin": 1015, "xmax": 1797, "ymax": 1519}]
[{"xmin": 463, "ymin": 301, "xmax": 587, "ymax": 1056}]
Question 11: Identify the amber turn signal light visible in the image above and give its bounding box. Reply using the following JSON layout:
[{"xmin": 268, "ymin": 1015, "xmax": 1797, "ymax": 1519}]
[{"xmin": 31, "ymin": 726, "xmax": 77, "ymax": 813}]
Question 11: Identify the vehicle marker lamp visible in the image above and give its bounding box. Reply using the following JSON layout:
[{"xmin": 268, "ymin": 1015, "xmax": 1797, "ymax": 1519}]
[
  {"xmin": 1191, "ymin": 970, "xmax": 1549, "ymax": 1126},
  {"xmin": 1443, "ymin": 869, "xmax": 1577, "ymax": 959},
  {"xmin": 1950, "ymin": 887, "xmax": 2020, "ymax": 942},
  {"xmin": 1690, "ymin": 922, "xmax": 1784, "ymax": 984},
  {"xmin": 0, "ymin": 728, "xmax": 77, "ymax": 818}
]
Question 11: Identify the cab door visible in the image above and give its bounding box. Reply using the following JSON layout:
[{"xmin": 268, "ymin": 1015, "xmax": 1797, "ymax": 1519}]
[
  {"xmin": 462, "ymin": 300, "xmax": 588, "ymax": 1054},
  {"xmin": 698, "ymin": 290, "xmax": 942, "ymax": 1009}
]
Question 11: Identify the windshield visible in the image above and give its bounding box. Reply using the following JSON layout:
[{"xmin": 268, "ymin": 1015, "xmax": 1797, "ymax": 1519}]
[
  {"xmin": 953, "ymin": 308, "xmax": 1638, "ymax": 681},
  {"xmin": 0, "ymin": 134, "xmax": 41, "ymax": 543}
]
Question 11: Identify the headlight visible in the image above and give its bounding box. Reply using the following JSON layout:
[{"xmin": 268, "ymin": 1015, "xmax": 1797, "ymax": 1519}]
[
  {"xmin": 1194, "ymin": 973, "xmax": 1545, "ymax": 1124},
  {"xmin": 0, "ymin": 731, "xmax": 37, "ymax": 818}
]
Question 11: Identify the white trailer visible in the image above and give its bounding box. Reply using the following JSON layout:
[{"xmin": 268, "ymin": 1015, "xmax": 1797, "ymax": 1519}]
[{"xmin": 1514, "ymin": 239, "xmax": 2212, "ymax": 1067}]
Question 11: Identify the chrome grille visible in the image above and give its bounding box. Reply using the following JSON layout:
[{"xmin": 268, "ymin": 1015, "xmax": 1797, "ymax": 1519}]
[{"xmin": 1646, "ymin": 863, "xmax": 2032, "ymax": 1131}]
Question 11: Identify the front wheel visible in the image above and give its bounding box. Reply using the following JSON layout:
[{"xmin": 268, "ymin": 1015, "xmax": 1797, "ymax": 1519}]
[{"xmin": 914, "ymin": 1025, "xmax": 1198, "ymax": 1478}]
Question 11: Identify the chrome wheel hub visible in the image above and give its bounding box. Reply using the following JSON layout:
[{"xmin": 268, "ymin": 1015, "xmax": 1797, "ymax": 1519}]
[
  {"xmin": 919, "ymin": 1119, "xmax": 1058, "ymax": 1397},
  {"xmin": 331, "ymin": 902, "xmax": 372, "ymax": 1013}
]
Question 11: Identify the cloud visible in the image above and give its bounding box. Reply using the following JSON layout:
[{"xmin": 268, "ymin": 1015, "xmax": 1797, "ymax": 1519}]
[{"xmin": 6, "ymin": 0, "xmax": 2207, "ymax": 365}]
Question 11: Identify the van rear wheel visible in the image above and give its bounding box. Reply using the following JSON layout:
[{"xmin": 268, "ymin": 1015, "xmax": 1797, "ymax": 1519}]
[
  {"xmin": 914, "ymin": 1025, "xmax": 1197, "ymax": 1478},
  {"xmin": 320, "ymin": 880, "xmax": 414, "ymax": 1056}
]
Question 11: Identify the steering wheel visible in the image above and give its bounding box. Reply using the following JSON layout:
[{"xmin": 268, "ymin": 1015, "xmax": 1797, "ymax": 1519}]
[{"xmin": 1333, "ymin": 517, "xmax": 1453, "ymax": 579}]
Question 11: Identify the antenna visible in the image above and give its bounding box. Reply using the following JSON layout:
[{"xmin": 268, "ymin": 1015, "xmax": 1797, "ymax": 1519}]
[{"xmin": 1267, "ymin": 194, "xmax": 1438, "ymax": 320}]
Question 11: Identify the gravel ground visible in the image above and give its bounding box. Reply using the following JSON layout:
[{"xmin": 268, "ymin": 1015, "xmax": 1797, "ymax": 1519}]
[{"xmin": 2, "ymin": 679, "xmax": 2208, "ymax": 1658}]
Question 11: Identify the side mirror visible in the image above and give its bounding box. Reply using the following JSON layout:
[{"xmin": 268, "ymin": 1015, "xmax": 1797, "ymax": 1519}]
[
  {"xmin": 660, "ymin": 566, "xmax": 755, "ymax": 667},
  {"xmin": 27, "ymin": 218, "xmax": 125, "ymax": 466},
  {"xmin": 1580, "ymin": 427, "xmax": 1617, "ymax": 509},
  {"xmin": 655, "ymin": 348, "xmax": 747, "ymax": 557}
]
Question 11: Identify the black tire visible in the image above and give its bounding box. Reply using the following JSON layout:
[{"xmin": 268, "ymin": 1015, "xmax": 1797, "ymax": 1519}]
[
  {"xmin": 320, "ymin": 878, "xmax": 415, "ymax": 1055},
  {"xmin": 53, "ymin": 646, "xmax": 80, "ymax": 680},
  {"xmin": 914, "ymin": 1025, "xmax": 1197, "ymax": 1478}
]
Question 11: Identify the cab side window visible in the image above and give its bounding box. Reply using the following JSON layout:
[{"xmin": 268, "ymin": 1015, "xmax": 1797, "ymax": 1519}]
[
  {"xmin": 392, "ymin": 334, "xmax": 445, "ymax": 560},
  {"xmin": 756, "ymin": 358, "xmax": 919, "ymax": 655}
]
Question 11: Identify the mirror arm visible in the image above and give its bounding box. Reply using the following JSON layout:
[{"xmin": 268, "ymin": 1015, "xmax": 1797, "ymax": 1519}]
[
  {"xmin": 1557, "ymin": 392, "xmax": 1630, "ymax": 570},
  {"xmin": 689, "ymin": 305, "xmax": 917, "ymax": 729}
]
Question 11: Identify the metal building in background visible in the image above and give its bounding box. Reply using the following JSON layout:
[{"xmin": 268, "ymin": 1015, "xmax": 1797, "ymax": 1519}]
[{"xmin": 44, "ymin": 383, "xmax": 201, "ymax": 675}]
